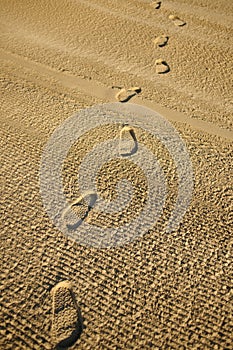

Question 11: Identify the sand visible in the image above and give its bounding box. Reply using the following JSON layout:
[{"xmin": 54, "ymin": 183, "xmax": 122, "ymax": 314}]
[{"xmin": 0, "ymin": 0, "xmax": 233, "ymax": 349}]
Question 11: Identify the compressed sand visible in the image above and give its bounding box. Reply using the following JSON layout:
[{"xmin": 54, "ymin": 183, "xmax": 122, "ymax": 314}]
[
  {"xmin": 153, "ymin": 35, "xmax": 169, "ymax": 47},
  {"xmin": 51, "ymin": 281, "xmax": 82, "ymax": 348},
  {"xmin": 1, "ymin": 0, "xmax": 233, "ymax": 349},
  {"xmin": 155, "ymin": 59, "xmax": 170, "ymax": 74},
  {"xmin": 169, "ymin": 14, "xmax": 186, "ymax": 27}
]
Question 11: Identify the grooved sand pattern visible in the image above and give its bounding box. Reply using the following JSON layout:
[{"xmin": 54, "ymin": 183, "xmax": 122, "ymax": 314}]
[{"xmin": 1, "ymin": 0, "xmax": 233, "ymax": 349}]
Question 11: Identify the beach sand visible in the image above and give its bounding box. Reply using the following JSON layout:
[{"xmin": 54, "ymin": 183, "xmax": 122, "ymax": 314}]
[{"xmin": 1, "ymin": 0, "xmax": 233, "ymax": 349}]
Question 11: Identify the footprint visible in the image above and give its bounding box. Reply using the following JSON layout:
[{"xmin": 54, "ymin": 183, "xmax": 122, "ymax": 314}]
[
  {"xmin": 115, "ymin": 87, "xmax": 141, "ymax": 103},
  {"xmin": 51, "ymin": 281, "xmax": 82, "ymax": 348},
  {"xmin": 169, "ymin": 14, "xmax": 186, "ymax": 26},
  {"xmin": 153, "ymin": 35, "xmax": 169, "ymax": 47},
  {"xmin": 150, "ymin": 1, "xmax": 161, "ymax": 9},
  {"xmin": 62, "ymin": 190, "xmax": 97, "ymax": 227},
  {"xmin": 70, "ymin": 190, "xmax": 97, "ymax": 210},
  {"xmin": 155, "ymin": 59, "xmax": 170, "ymax": 74},
  {"xmin": 119, "ymin": 124, "xmax": 138, "ymax": 157}
]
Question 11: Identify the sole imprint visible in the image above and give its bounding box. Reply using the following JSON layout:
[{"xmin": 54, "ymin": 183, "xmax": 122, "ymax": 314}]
[
  {"xmin": 69, "ymin": 191, "xmax": 97, "ymax": 210},
  {"xmin": 119, "ymin": 125, "xmax": 138, "ymax": 157},
  {"xmin": 153, "ymin": 35, "xmax": 169, "ymax": 47},
  {"xmin": 155, "ymin": 59, "xmax": 170, "ymax": 74},
  {"xmin": 62, "ymin": 190, "xmax": 97, "ymax": 227},
  {"xmin": 150, "ymin": 1, "xmax": 161, "ymax": 9},
  {"xmin": 115, "ymin": 87, "xmax": 141, "ymax": 103},
  {"xmin": 51, "ymin": 281, "xmax": 82, "ymax": 348},
  {"xmin": 169, "ymin": 14, "xmax": 186, "ymax": 26}
]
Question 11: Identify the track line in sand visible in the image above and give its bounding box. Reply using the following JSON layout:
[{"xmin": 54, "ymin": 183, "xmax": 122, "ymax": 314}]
[
  {"xmin": 1, "ymin": 49, "xmax": 232, "ymax": 141},
  {"xmin": 151, "ymin": 3, "xmax": 171, "ymax": 78},
  {"xmin": 75, "ymin": 0, "xmax": 232, "ymax": 49}
]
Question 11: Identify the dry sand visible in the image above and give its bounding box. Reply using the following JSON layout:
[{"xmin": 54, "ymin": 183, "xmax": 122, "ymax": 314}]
[{"xmin": 1, "ymin": 0, "xmax": 233, "ymax": 349}]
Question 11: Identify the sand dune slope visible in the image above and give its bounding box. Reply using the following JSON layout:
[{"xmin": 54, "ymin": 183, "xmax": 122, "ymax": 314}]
[{"xmin": 0, "ymin": 0, "xmax": 233, "ymax": 349}]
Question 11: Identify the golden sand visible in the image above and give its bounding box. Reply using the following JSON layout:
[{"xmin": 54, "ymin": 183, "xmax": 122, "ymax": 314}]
[{"xmin": 1, "ymin": 0, "xmax": 232, "ymax": 349}]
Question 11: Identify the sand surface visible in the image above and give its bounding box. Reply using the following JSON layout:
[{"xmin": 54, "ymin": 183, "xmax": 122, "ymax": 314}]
[{"xmin": 1, "ymin": 0, "xmax": 233, "ymax": 349}]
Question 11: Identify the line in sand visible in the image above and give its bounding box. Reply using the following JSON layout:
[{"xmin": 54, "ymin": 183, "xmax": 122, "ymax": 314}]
[{"xmin": 1, "ymin": 49, "xmax": 232, "ymax": 141}]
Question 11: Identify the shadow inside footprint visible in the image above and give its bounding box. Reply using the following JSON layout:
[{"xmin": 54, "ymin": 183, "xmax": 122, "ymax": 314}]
[
  {"xmin": 153, "ymin": 35, "xmax": 169, "ymax": 47},
  {"xmin": 155, "ymin": 59, "xmax": 170, "ymax": 74},
  {"xmin": 56, "ymin": 326, "xmax": 82, "ymax": 349},
  {"xmin": 62, "ymin": 191, "xmax": 97, "ymax": 229},
  {"xmin": 169, "ymin": 14, "xmax": 186, "ymax": 26},
  {"xmin": 115, "ymin": 87, "xmax": 141, "ymax": 103},
  {"xmin": 119, "ymin": 92, "xmax": 137, "ymax": 103},
  {"xmin": 66, "ymin": 205, "xmax": 93, "ymax": 230},
  {"xmin": 119, "ymin": 125, "xmax": 138, "ymax": 157},
  {"xmin": 150, "ymin": 1, "xmax": 161, "ymax": 9}
]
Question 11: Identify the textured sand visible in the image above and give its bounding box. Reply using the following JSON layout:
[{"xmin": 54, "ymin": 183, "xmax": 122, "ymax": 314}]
[{"xmin": 1, "ymin": 0, "xmax": 233, "ymax": 349}]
